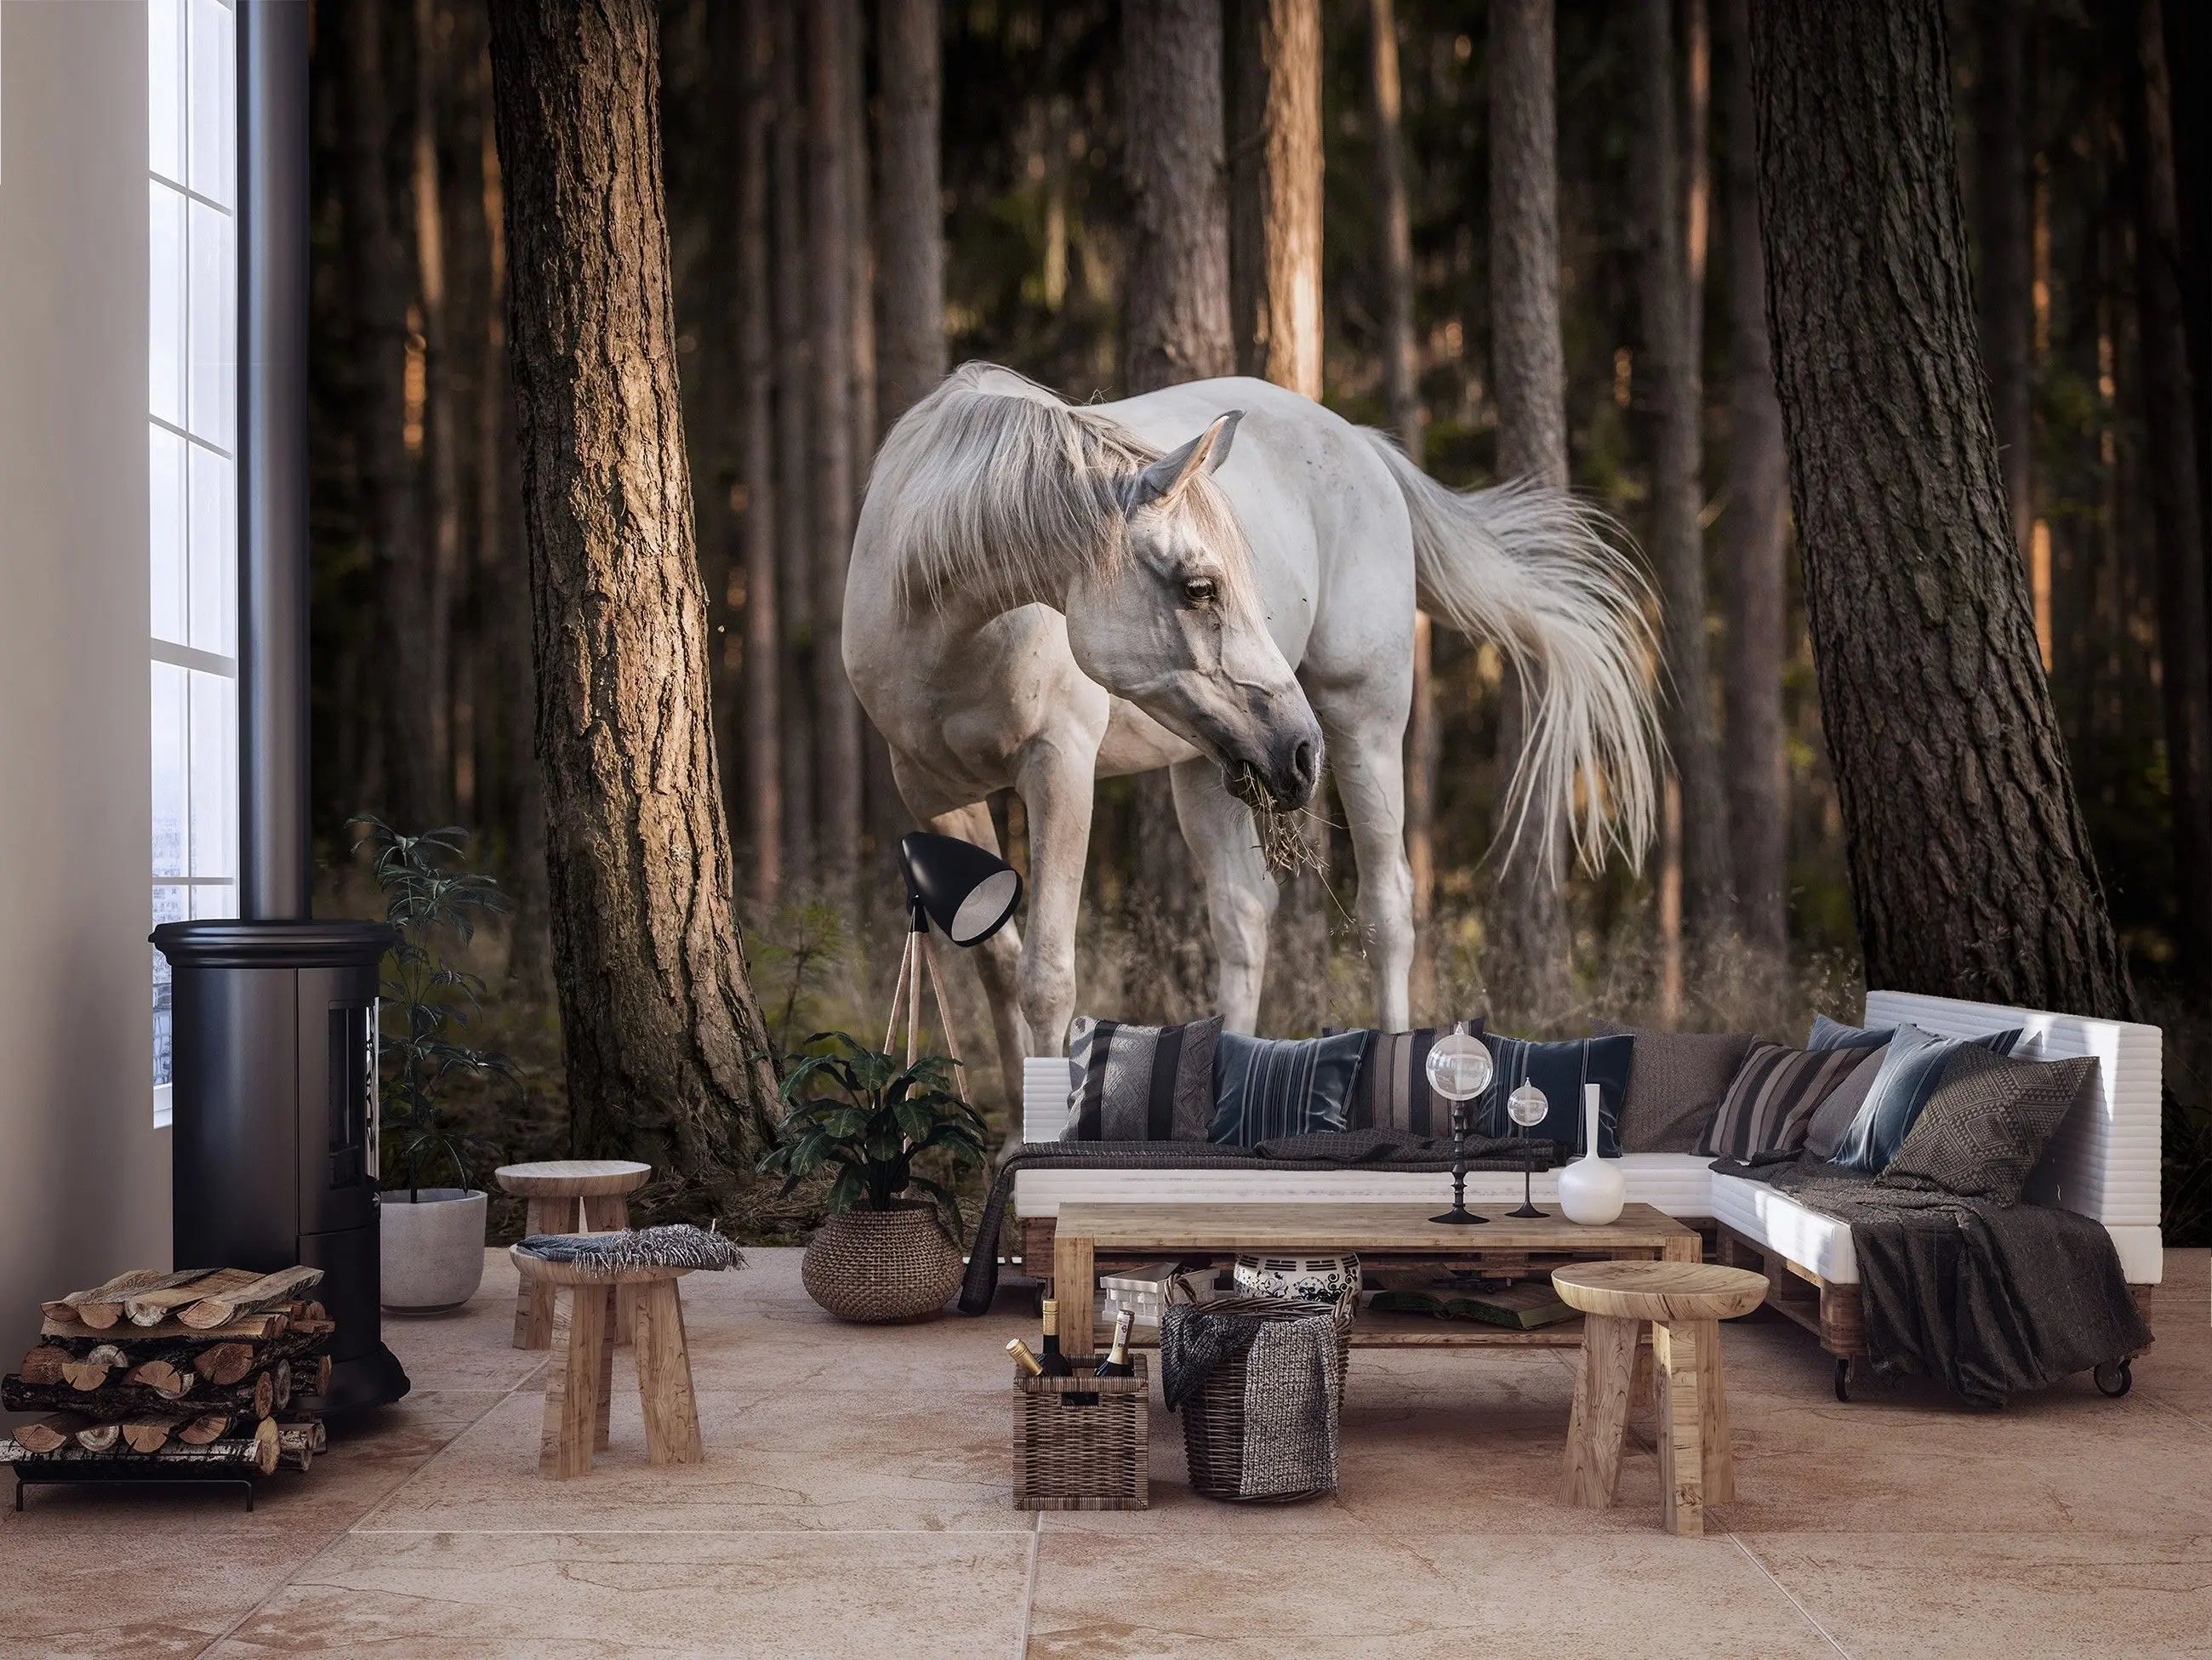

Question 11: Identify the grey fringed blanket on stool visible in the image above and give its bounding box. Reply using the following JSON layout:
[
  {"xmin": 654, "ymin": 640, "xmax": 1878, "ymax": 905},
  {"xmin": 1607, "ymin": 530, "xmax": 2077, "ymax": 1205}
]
[
  {"xmin": 515, "ymin": 1224, "xmax": 747, "ymax": 1273},
  {"xmin": 1162, "ymin": 1301, "xmax": 1341, "ymax": 1499}
]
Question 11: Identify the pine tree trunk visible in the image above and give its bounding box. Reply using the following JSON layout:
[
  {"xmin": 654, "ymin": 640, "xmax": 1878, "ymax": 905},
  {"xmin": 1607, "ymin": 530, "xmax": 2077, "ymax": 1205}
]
[
  {"xmin": 1121, "ymin": 0, "xmax": 1235, "ymax": 944},
  {"xmin": 772, "ymin": 0, "xmax": 816, "ymax": 892},
  {"xmin": 413, "ymin": 0, "xmax": 459, "ymax": 821},
  {"xmin": 1748, "ymin": 0, "xmax": 2133, "ymax": 1018},
  {"xmin": 339, "ymin": 1, "xmax": 439, "ymax": 830},
  {"xmin": 737, "ymin": 0, "xmax": 782, "ymax": 909},
  {"xmin": 1227, "ymin": 0, "xmax": 1324, "ymax": 399},
  {"xmin": 1367, "ymin": 0, "xmax": 1434, "ymax": 1012},
  {"xmin": 1717, "ymin": 0, "xmax": 1787, "ymax": 959},
  {"xmin": 1975, "ymin": 0, "xmax": 2033, "ymax": 568},
  {"xmin": 875, "ymin": 0, "xmax": 946, "ymax": 429},
  {"xmin": 807, "ymin": 0, "xmax": 864, "ymax": 898},
  {"xmin": 2126, "ymin": 0, "xmax": 2212, "ymax": 981},
  {"xmin": 486, "ymin": 0, "xmax": 778, "ymax": 1206},
  {"xmin": 1486, "ymin": 0, "xmax": 1573, "ymax": 1025},
  {"xmin": 1637, "ymin": 0, "xmax": 1734, "ymax": 950}
]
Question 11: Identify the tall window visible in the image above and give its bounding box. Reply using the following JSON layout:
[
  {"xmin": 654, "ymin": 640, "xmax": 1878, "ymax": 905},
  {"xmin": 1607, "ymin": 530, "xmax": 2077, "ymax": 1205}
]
[{"xmin": 150, "ymin": 0, "xmax": 239, "ymax": 1126}]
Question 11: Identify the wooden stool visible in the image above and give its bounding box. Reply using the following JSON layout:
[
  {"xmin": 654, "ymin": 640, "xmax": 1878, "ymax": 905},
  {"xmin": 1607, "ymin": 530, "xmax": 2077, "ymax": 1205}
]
[
  {"xmin": 1552, "ymin": 1261, "xmax": 1769, "ymax": 1537},
  {"xmin": 510, "ymin": 1248, "xmax": 704, "ymax": 1479},
  {"xmin": 496, "ymin": 1161, "xmax": 651, "ymax": 1349}
]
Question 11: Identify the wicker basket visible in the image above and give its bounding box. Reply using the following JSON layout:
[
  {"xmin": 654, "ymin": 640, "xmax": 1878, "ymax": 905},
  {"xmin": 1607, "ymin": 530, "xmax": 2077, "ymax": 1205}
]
[
  {"xmin": 1013, "ymin": 1352, "xmax": 1149, "ymax": 1510},
  {"xmin": 801, "ymin": 1201, "xmax": 964, "ymax": 1322},
  {"xmin": 1172, "ymin": 1294, "xmax": 1350, "ymax": 1504}
]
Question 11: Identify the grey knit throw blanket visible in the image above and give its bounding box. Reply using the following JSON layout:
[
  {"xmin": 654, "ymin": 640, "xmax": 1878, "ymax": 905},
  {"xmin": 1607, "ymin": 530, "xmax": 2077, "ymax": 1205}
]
[
  {"xmin": 958, "ymin": 1128, "xmax": 1555, "ymax": 1315},
  {"xmin": 1161, "ymin": 1300, "xmax": 1340, "ymax": 1498},
  {"xmin": 516, "ymin": 1224, "xmax": 747, "ymax": 1273}
]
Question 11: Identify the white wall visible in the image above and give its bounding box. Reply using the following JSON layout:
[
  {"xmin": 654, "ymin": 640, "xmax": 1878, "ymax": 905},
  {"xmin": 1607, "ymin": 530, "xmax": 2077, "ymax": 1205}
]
[{"xmin": 0, "ymin": 1, "xmax": 173, "ymax": 1378}]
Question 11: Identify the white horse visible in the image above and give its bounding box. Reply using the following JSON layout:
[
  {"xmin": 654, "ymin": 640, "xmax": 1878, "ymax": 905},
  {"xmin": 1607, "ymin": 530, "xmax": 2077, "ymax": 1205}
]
[{"xmin": 845, "ymin": 363, "xmax": 1657, "ymax": 1103}]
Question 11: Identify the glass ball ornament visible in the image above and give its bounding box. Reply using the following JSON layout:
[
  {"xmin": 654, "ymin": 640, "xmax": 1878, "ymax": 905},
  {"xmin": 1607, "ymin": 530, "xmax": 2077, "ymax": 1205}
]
[
  {"xmin": 1508, "ymin": 1081, "xmax": 1549, "ymax": 1131},
  {"xmin": 1424, "ymin": 1031, "xmax": 1495, "ymax": 1103}
]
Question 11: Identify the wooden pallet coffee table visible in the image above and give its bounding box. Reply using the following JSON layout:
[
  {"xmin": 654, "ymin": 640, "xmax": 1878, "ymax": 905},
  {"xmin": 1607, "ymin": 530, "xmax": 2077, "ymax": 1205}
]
[{"xmin": 1051, "ymin": 1201, "xmax": 1702, "ymax": 1350}]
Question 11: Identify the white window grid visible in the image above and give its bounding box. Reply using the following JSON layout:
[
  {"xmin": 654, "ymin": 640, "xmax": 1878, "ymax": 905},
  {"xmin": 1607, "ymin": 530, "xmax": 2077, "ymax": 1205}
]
[{"xmin": 151, "ymin": 0, "xmax": 239, "ymax": 1127}]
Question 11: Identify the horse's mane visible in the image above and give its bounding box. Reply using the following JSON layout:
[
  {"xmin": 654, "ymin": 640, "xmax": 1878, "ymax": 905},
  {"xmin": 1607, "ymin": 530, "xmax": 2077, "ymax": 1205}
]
[{"xmin": 870, "ymin": 362, "xmax": 1253, "ymax": 613}]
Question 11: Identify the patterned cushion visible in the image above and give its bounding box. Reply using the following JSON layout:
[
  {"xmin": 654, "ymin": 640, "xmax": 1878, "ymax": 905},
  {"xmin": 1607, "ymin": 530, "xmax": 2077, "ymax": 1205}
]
[
  {"xmin": 1829, "ymin": 1023, "xmax": 2027, "ymax": 1173},
  {"xmin": 1808, "ymin": 1014, "xmax": 1896, "ymax": 1052},
  {"xmin": 1479, "ymin": 1034, "xmax": 1634, "ymax": 1155},
  {"xmin": 1061, "ymin": 1014, "xmax": 1223, "ymax": 1141},
  {"xmin": 1597, "ymin": 1024, "xmax": 1755, "ymax": 1153},
  {"xmin": 1879, "ymin": 1047, "xmax": 2097, "ymax": 1203},
  {"xmin": 1325, "ymin": 1022, "xmax": 1486, "ymax": 1136},
  {"xmin": 1209, "ymin": 1030, "xmax": 1369, "ymax": 1147},
  {"xmin": 1801, "ymin": 1046, "xmax": 1888, "ymax": 1161},
  {"xmin": 1698, "ymin": 1041, "xmax": 1872, "ymax": 1160}
]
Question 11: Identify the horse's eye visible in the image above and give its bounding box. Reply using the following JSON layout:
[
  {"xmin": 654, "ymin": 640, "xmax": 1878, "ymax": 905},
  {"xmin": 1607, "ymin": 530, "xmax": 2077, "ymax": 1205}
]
[{"xmin": 1181, "ymin": 577, "xmax": 1217, "ymax": 605}]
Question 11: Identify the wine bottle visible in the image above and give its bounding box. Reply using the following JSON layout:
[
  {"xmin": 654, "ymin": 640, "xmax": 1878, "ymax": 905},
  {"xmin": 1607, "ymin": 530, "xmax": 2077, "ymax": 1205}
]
[
  {"xmin": 1038, "ymin": 1299, "xmax": 1075, "ymax": 1378},
  {"xmin": 1006, "ymin": 1338, "xmax": 1046, "ymax": 1378},
  {"xmin": 1094, "ymin": 1307, "xmax": 1137, "ymax": 1379}
]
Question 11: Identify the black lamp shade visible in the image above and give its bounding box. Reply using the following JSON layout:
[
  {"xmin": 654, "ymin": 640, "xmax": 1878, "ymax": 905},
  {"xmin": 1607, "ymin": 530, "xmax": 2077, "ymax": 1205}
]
[{"xmin": 900, "ymin": 831, "xmax": 1023, "ymax": 945}]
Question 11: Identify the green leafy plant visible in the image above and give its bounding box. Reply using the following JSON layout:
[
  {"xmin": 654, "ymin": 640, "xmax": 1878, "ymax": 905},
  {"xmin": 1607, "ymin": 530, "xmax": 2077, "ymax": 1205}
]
[
  {"xmin": 755, "ymin": 1033, "xmax": 990, "ymax": 1236},
  {"xmin": 354, "ymin": 817, "xmax": 516, "ymax": 1200}
]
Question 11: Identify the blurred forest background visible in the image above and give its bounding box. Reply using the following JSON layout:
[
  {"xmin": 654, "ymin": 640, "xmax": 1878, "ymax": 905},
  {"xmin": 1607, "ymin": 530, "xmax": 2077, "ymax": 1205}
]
[{"xmin": 304, "ymin": 0, "xmax": 2212, "ymax": 1239}]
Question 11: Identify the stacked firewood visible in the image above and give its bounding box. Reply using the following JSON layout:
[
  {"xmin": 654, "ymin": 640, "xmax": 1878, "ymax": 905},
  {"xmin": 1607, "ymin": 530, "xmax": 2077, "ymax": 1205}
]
[{"xmin": 2, "ymin": 1267, "xmax": 334, "ymax": 1479}]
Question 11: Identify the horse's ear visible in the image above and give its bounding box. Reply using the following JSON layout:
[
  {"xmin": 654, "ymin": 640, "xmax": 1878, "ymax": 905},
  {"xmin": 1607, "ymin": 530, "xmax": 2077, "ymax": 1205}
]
[{"xmin": 1123, "ymin": 410, "xmax": 1245, "ymax": 512}]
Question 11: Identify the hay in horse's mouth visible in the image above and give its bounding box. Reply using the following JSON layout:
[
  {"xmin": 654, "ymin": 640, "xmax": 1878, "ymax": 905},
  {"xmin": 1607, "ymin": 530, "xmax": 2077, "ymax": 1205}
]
[{"xmin": 1228, "ymin": 762, "xmax": 1324, "ymax": 876}]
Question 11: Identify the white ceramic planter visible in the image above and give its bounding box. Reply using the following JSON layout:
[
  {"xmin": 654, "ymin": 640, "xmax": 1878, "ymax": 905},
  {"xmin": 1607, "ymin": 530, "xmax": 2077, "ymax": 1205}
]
[{"xmin": 379, "ymin": 1188, "xmax": 488, "ymax": 1312}]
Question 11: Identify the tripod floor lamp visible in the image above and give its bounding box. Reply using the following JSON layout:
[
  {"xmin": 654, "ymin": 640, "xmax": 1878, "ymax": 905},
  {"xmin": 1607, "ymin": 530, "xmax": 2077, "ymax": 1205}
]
[{"xmin": 883, "ymin": 832, "xmax": 1023, "ymax": 1099}]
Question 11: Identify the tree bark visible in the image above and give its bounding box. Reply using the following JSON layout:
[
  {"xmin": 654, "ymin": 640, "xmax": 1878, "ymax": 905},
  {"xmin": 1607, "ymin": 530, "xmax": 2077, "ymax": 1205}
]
[
  {"xmin": 875, "ymin": 0, "xmax": 946, "ymax": 429},
  {"xmin": 1717, "ymin": 0, "xmax": 1788, "ymax": 958},
  {"xmin": 487, "ymin": 0, "xmax": 778, "ymax": 1208},
  {"xmin": 737, "ymin": 0, "xmax": 782, "ymax": 908},
  {"xmin": 2125, "ymin": 0, "xmax": 2212, "ymax": 980},
  {"xmin": 413, "ymin": 0, "xmax": 459, "ymax": 819},
  {"xmin": 339, "ymin": 1, "xmax": 439, "ymax": 830},
  {"xmin": 1120, "ymin": 0, "xmax": 1234, "ymax": 393},
  {"xmin": 1637, "ymin": 0, "xmax": 1734, "ymax": 951},
  {"xmin": 1749, "ymin": 0, "xmax": 2133, "ymax": 1018},
  {"xmin": 1974, "ymin": 0, "xmax": 2033, "ymax": 570},
  {"xmin": 1226, "ymin": 0, "xmax": 1324, "ymax": 399},
  {"xmin": 772, "ymin": 0, "xmax": 816, "ymax": 893},
  {"xmin": 1486, "ymin": 0, "xmax": 1574, "ymax": 1024},
  {"xmin": 807, "ymin": 0, "xmax": 865, "ymax": 897},
  {"xmin": 1367, "ymin": 0, "xmax": 1434, "ymax": 1011}
]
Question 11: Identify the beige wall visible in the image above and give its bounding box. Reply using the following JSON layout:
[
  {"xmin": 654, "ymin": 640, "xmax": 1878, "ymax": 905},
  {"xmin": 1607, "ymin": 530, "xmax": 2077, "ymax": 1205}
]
[{"xmin": 0, "ymin": 1, "xmax": 173, "ymax": 1377}]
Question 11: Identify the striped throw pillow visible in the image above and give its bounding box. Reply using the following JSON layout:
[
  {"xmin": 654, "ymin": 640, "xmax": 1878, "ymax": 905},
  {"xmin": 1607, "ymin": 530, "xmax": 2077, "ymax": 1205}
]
[
  {"xmin": 1326, "ymin": 1021, "xmax": 1486, "ymax": 1136},
  {"xmin": 1208, "ymin": 1030, "xmax": 1369, "ymax": 1147},
  {"xmin": 1698, "ymin": 1041, "xmax": 1871, "ymax": 1160},
  {"xmin": 1061, "ymin": 1015, "xmax": 1223, "ymax": 1142},
  {"xmin": 1830, "ymin": 1024, "xmax": 2027, "ymax": 1173}
]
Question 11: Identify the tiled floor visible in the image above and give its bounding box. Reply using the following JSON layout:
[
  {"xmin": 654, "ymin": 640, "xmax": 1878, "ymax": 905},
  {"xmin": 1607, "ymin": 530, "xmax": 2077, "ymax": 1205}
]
[{"xmin": 2, "ymin": 1247, "xmax": 2206, "ymax": 1658}]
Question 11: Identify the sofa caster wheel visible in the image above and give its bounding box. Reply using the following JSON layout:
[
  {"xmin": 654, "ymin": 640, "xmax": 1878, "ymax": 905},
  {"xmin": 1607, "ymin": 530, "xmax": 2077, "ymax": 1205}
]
[
  {"xmin": 1833, "ymin": 1358, "xmax": 1851, "ymax": 1402},
  {"xmin": 2094, "ymin": 1360, "xmax": 2132, "ymax": 1398}
]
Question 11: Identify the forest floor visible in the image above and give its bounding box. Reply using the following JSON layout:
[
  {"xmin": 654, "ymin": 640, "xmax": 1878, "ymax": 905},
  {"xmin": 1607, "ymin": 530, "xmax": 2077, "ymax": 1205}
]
[{"xmin": 3, "ymin": 1246, "xmax": 2207, "ymax": 1657}]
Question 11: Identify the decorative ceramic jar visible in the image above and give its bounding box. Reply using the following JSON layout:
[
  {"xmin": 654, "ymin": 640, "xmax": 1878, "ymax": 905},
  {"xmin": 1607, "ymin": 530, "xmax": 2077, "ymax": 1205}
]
[
  {"xmin": 1233, "ymin": 1252, "xmax": 1362, "ymax": 1303},
  {"xmin": 1556, "ymin": 1083, "xmax": 1628, "ymax": 1226}
]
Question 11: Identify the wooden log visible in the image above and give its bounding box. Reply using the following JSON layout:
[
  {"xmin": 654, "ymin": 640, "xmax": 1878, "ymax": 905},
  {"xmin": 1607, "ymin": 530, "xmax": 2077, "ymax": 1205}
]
[
  {"xmin": 271, "ymin": 1360, "xmax": 293, "ymax": 1412},
  {"xmin": 42, "ymin": 1309, "xmax": 313, "ymax": 1343},
  {"xmin": 298, "ymin": 1354, "xmax": 332, "ymax": 1399},
  {"xmin": 196, "ymin": 1342, "xmax": 258, "ymax": 1387},
  {"xmin": 177, "ymin": 1412, "xmax": 231, "ymax": 1446},
  {"xmin": 180, "ymin": 1266, "xmax": 322, "ymax": 1330},
  {"xmin": 19, "ymin": 1344, "xmax": 69, "ymax": 1387},
  {"xmin": 123, "ymin": 1416, "xmax": 181, "ymax": 1453},
  {"xmin": 60, "ymin": 1344, "xmax": 128, "ymax": 1391},
  {"xmin": 15, "ymin": 1414, "xmax": 88, "ymax": 1454},
  {"xmin": 276, "ymin": 1422, "xmax": 322, "ymax": 1472},
  {"xmin": 75, "ymin": 1422, "xmax": 121, "ymax": 1452},
  {"xmin": 127, "ymin": 1359, "xmax": 196, "ymax": 1400},
  {"xmin": 4, "ymin": 1364, "xmax": 277, "ymax": 1421},
  {"xmin": 41, "ymin": 1269, "xmax": 187, "ymax": 1326},
  {"xmin": 0, "ymin": 1421, "xmax": 283, "ymax": 1475},
  {"xmin": 125, "ymin": 1268, "xmax": 258, "ymax": 1328}
]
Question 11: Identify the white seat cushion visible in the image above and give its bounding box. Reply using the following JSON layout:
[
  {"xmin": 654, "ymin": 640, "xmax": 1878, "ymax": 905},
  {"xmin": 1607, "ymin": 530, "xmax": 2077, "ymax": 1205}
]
[{"xmin": 1709, "ymin": 1171, "xmax": 1858, "ymax": 1283}]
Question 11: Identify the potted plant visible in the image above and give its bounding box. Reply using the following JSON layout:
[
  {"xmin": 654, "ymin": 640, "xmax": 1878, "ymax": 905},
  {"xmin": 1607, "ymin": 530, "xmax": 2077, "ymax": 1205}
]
[
  {"xmin": 757, "ymin": 1034, "xmax": 989, "ymax": 1322},
  {"xmin": 357, "ymin": 819, "xmax": 516, "ymax": 1314}
]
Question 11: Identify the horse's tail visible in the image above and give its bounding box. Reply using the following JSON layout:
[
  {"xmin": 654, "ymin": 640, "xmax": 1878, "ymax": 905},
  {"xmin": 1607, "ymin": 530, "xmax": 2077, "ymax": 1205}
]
[{"xmin": 1364, "ymin": 433, "xmax": 1662, "ymax": 870}]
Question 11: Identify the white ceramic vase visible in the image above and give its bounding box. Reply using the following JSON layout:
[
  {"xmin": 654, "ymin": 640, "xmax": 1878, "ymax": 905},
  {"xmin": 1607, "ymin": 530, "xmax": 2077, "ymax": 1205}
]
[{"xmin": 1556, "ymin": 1083, "xmax": 1627, "ymax": 1226}]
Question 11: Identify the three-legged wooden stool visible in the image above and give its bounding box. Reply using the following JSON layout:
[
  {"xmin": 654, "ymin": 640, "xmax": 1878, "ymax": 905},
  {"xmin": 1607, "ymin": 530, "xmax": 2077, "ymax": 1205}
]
[
  {"xmin": 496, "ymin": 1160, "xmax": 651, "ymax": 1349},
  {"xmin": 1552, "ymin": 1261, "xmax": 1769, "ymax": 1537},
  {"xmin": 510, "ymin": 1248, "xmax": 704, "ymax": 1479}
]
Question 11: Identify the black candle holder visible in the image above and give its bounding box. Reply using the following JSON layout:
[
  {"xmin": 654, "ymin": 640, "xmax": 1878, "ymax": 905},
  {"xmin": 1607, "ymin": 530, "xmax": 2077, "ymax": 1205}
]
[
  {"xmin": 1429, "ymin": 1103, "xmax": 1488, "ymax": 1225},
  {"xmin": 1506, "ymin": 1136, "xmax": 1545, "ymax": 1218}
]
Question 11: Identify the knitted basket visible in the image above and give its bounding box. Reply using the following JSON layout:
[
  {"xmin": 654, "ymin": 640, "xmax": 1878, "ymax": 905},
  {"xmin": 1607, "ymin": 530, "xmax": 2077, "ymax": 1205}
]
[
  {"xmin": 801, "ymin": 1201, "xmax": 964, "ymax": 1322},
  {"xmin": 1173, "ymin": 1292, "xmax": 1351, "ymax": 1504}
]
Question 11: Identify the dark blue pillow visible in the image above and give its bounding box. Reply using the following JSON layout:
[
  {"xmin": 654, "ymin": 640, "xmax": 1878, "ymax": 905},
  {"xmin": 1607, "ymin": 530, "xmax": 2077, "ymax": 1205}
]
[
  {"xmin": 1808, "ymin": 1014, "xmax": 1896, "ymax": 1052},
  {"xmin": 1479, "ymin": 1033, "xmax": 1634, "ymax": 1156},
  {"xmin": 1209, "ymin": 1030, "xmax": 1369, "ymax": 1147},
  {"xmin": 1830, "ymin": 1023, "xmax": 2027, "ymax": 1172}
]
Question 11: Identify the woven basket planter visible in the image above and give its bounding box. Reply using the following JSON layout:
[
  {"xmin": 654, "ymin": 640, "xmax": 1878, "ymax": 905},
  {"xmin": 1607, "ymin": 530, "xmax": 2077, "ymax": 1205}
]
[
  {"xmin": 801, "ymin": 1201, "xmax": 964, "ymax": 1322},
  {"xmin": 1174, "ymin": 1293, "xmax": 1352, "ymax": 1504},
  {"xmin": 1013, "ymin": 1352, "xmax": 1149, "ymax": 1510}
]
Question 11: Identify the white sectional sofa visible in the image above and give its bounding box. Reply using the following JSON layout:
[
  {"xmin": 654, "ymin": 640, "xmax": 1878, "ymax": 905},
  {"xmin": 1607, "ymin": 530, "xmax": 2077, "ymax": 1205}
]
[{"xmin": 1013, "ymin": 991, "xmax": 2164, "ymax": 1386}]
